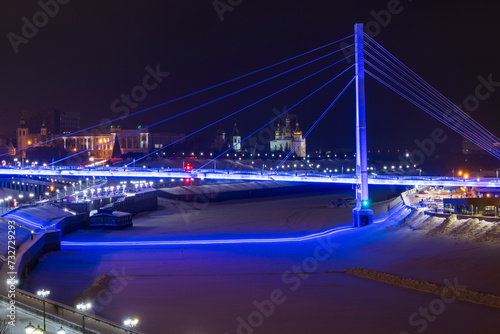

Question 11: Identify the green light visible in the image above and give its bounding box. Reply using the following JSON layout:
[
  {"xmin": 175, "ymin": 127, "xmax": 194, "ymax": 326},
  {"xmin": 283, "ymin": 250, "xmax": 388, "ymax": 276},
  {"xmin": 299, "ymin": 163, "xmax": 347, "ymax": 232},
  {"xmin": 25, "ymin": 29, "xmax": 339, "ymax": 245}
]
[
  {"xmin": 362, "ymin": 200, "xmax": 370, "ymax": 209},
  {"xmin": 138, "ymin": 125, "xmax": 142, "ymax": 129}
]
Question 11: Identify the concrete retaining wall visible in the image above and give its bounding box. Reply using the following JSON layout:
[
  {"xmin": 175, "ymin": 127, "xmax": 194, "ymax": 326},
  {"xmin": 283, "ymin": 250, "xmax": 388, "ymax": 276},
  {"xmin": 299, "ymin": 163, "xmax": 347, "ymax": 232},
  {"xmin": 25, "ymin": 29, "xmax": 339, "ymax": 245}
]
[
  {"xmin": 60, "ymin": 190, "xmax": 158, "ymax": 216},
  {"xmin": 15, "ymin": 230, "xmax": 61, "ymax": 280},
  {"xmin": 53, "ymin": 212, "xmax": 89, "ymax": 235}
]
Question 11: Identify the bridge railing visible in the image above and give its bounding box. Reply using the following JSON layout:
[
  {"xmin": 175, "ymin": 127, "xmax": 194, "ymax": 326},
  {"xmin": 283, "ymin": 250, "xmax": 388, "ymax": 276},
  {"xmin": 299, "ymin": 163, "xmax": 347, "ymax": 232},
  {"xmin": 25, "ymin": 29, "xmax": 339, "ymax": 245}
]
[{"xmin": 2, "ymin": 166, "xmax": 500, "ymax": 185}]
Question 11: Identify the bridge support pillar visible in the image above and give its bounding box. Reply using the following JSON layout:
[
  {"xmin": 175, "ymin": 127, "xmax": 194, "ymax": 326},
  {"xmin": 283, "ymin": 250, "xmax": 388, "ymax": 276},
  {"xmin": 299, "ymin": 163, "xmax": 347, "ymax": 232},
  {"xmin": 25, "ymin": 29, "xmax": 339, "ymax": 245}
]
[{"xmin": 352, "ymin": 23, "xmax": 373, "ymax": 227}]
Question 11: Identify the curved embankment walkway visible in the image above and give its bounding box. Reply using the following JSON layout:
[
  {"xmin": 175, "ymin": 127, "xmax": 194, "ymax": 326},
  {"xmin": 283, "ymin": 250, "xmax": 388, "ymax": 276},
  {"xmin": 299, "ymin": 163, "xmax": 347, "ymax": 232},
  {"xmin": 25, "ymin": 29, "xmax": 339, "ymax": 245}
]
[{"xmin": 61, "ymin": 195, "xmax": 410, "ymax": 247}]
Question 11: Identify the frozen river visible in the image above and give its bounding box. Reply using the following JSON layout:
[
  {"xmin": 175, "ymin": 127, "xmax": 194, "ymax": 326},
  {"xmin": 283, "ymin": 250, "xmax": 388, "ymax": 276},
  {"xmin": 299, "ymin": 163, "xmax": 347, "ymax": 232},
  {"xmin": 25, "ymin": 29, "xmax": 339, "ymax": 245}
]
[{"xmin": 21, "ymin": 185, "xmax": 500, "ymax": 333}]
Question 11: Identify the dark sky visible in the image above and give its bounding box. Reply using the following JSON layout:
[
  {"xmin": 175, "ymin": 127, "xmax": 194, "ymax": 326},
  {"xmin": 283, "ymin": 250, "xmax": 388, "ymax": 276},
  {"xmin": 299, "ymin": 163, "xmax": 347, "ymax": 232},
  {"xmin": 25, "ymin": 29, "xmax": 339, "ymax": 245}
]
[{"xmin": 1, "ymin": 0, "xmax": 499, "ymax": 152}]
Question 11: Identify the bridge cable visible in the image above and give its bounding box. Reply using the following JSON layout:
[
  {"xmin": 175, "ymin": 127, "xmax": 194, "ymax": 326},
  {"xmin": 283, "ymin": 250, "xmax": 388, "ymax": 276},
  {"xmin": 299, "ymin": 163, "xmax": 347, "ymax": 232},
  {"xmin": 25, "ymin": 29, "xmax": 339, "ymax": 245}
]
[
  {"xmin": 364, "ymin": 58, "xmax": 500, "ymax": 157},
  {"xmin": 197, "ymin": 67, "xmax": 356, "ymax": 170},
  {"xmin": 126, "ymin": 59, "xmax": 355, "ymax": 166},
  {"xmin": 365, "ymin": 69, "xmax": 500, "ymax": 160},
  {"xmin": 51, "ymin": 50, "xmax": 355, "ymax": 165},
  {"xmin": 364, "ymin": 34, "xmax": 500, "ymax": 152},
  {"xmin": 275, "ymin": 77, "xmax": 355, "ymax": 170},
  {"xmin": 3, "ymin": 34, "xmax": 354, "ymax": 158},
  {"xmin": 363, "ymin": 43, "xmax": 500, "ymax": 152}
]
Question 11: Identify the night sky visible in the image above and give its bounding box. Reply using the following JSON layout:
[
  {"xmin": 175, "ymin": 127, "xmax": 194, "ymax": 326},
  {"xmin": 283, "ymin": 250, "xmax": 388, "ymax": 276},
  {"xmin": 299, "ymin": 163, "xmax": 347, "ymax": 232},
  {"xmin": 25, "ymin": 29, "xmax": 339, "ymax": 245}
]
[{"xmin": 1, "ymin": 0, "xmax": 499, "ymax": 152}]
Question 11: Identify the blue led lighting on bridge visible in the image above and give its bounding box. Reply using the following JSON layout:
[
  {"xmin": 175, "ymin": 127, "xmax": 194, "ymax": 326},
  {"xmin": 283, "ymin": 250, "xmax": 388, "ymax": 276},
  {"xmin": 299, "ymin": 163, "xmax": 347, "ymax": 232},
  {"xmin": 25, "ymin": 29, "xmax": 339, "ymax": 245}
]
[{"xmin": 1, "ymin": 166, "xmax": 500, "ymax": 188}]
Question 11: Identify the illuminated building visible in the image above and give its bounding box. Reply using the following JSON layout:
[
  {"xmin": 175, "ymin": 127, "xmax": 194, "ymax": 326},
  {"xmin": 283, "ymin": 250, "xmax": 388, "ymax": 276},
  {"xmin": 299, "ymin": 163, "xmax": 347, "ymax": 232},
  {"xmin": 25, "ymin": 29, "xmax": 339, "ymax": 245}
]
[{"xmin": 270, "ymin": 114, "xmax": 306, "ymax": 157}]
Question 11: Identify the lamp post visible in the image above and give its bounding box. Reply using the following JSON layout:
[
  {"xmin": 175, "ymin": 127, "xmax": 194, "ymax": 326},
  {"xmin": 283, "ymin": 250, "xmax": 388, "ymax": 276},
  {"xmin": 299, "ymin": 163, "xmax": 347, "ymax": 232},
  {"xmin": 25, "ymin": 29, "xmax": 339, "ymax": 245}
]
[
  {"xmin": 25, "ymin": 322, "xmax": 35, "ymax": 334},
  {"xmin": 33, "ymin": 325, "xmax": 43, "ymax": 334},
  {"xmin": 37, "ymin": 289, "xmax": 50, "ymax": 331},
  {"xmin": 123, "ymin": 318, "xmax": 139, "ymax": 334},
  {"xmin": 56, "ymin": 326, "xmax": 66, "ymax": 334},
  {"xmin": 7, "ymin": 278, "xmax": 19, "ymax": 286},
  {"xmin": 76, "ymin": 302, "xmax": 92, "ymax": 333}
]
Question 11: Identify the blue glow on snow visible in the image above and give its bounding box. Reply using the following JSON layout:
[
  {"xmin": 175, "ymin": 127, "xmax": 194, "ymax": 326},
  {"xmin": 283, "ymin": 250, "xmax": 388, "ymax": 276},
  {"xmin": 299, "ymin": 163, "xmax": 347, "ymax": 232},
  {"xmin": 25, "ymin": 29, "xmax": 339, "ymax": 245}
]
[
  {"xmin": 60, "ymin": 206, "xmax": 412, "ymax": 247},
  {"xmin": 6, "ymin": 214, "xmax": 46, "ymax": 229}
]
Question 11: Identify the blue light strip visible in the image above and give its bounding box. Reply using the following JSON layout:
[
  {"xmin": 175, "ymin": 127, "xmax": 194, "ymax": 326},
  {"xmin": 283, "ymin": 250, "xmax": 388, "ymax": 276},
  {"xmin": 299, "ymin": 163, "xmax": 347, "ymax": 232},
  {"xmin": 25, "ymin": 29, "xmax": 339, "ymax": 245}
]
[
  {"xmin": 130, "ymin": 57, "xmax": 355, "ymax": 165},
  {"xmin": 60, "ymin": 206, "xmax": 412, "ymax": 248},
  {"xmin": 2, "ymin": 166, "xmax": 499, "ymax": 186},
  {"xmin": 53, "ymin": 47, "xmax": 355, "ymax": 166},
  {"xmin": 198, "ymin": 69, "xmax": 355, "ymax": 170},
  {"xmin": 62, "ymin": 225, "xmax": 356, "ymax": 247},
  {"xmin": 275, "ymin": 77, "xmax": 355, "ymax": 170},
  {"xmin": 5, "ymin": 214, "xmax": 44, "ymax": 229}
]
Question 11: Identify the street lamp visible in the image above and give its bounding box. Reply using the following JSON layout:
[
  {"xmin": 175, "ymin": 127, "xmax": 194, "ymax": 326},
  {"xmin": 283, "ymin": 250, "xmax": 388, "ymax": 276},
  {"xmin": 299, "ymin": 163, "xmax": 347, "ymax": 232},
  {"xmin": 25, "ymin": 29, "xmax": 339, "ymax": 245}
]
[
  {"xmin": 76, "ymin": 302, "xmax": 92, "ymax": 333},
  {"xmin": 25, "ymin": 322, "xmax": 35, "ymax": 334},
  {"xmin": 123, "ymin": 318, "xmax": 139, "ymax": 334},
  {"xmin": 7, "ymin": 278, "xmax": 18, "ymax": 286},
  {"xmin": 37, "ymin": 289, "xmax": 50, "ymax": 331},
  {"xmin": 56, "ymin": 326, "xmax": 66, "ymax": 334},
  {"xmin": 33, "ymin": 325, "xmax": 43, "ymax": 334}
]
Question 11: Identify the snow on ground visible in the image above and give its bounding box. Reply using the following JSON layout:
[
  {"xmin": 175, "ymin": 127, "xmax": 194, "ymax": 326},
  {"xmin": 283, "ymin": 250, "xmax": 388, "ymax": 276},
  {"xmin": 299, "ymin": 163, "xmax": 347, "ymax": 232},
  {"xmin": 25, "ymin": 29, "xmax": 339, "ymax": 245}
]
[
  {"xmin": 0, "ymin": 218, "xmax": 31, "ymax": 258},
  {"xmin": 3, "ymin": 204, "xmax": 75, "ymax": 231},
  {"xmin": 387, "ymin": 209, "xmax": 500, "ymax": 244},
  {"xmin": 21, "ymin": 188, "xmax": 500, "ymax": 334}
]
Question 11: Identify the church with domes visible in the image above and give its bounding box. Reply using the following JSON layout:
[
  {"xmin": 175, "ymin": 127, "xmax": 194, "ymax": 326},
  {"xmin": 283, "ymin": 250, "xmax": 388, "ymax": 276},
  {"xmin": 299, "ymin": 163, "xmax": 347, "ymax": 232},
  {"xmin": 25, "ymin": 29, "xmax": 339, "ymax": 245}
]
[{"xmin": 270, "ymin": 114, "xmax": 306, "ymax": 157}]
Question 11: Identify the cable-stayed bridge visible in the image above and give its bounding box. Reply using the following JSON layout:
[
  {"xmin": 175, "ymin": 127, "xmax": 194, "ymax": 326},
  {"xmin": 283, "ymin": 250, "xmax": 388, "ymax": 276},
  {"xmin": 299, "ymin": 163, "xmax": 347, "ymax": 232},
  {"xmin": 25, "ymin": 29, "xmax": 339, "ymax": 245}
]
[{"xmin": 3, "ymin": 24, "xmax": 500, "ymax": 225}]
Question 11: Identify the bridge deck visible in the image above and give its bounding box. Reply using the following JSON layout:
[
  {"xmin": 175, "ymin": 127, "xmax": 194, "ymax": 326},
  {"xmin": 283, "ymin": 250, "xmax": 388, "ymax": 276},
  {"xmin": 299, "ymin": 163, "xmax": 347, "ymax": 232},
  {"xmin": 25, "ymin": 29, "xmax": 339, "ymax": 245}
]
[{"xmin": 1, "ymin": 167, "xmax": 499, "ymax": 187}]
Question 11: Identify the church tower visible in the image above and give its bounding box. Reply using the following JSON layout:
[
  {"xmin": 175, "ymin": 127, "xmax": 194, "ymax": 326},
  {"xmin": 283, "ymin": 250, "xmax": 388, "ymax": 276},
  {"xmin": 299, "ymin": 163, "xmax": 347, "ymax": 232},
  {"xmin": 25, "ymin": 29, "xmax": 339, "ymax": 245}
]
[
  {"xmin": 283, "ymin": 114, "xmax": 292, "ymax": 140},
  {"xmin": 293, "ymin": 118, "xmax": 306, "ymax": 158},
  {"xmin": 230, "ymin": 119, "xmax": 241, "ymax": 152},
  {"xmin": 40, "ymin": 121, "xmax": 47, "ymax": 137},
  {"xmin": 17, "ymin": 117, "xmax": 29, "ymax": 157}
]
